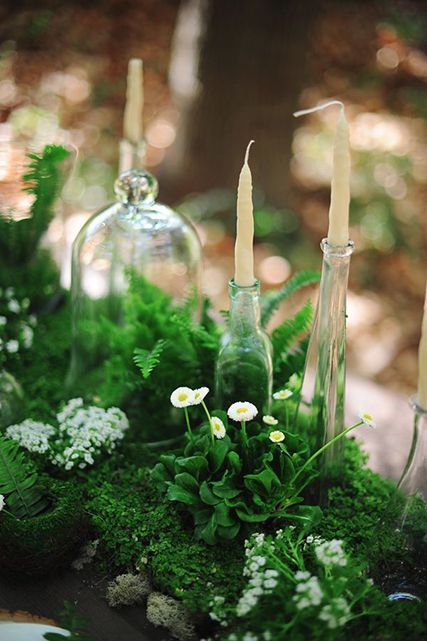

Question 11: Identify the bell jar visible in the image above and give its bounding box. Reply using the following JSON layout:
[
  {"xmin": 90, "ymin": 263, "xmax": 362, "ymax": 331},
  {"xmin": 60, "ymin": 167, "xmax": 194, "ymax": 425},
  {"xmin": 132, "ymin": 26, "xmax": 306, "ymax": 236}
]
[{"xmin": 67, "ymin": 167, "xmax": 202, "ymax": 387}]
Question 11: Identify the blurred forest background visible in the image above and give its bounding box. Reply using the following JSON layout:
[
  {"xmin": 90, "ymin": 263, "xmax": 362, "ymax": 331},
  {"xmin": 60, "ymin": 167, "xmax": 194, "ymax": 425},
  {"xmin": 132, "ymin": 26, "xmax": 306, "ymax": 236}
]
[{"xmin": 1, "ymin": 0, "xmax": 427, "ymax": 397}]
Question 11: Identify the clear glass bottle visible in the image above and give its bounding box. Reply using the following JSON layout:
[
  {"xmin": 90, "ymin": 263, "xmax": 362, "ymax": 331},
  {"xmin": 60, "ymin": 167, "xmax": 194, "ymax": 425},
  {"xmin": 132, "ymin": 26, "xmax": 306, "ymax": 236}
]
[
  {"xmin": 67, "ymin": 141, "xmax": 202, "ymax": 388},
  {"xmin": 300, "ymin": 239, "xmax": 354, "ymax": 464},
  {"xmin": 215, "ymin": 279, "xmax": 273, "ymax": 414},
  {"xmin": 386, "ymin": 398, "xmax": 427, "ymax": 601}
]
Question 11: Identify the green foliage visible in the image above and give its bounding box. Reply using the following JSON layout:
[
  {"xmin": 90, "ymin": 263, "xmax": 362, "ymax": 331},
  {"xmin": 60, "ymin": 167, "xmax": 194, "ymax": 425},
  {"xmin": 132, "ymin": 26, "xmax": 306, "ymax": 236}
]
[
  {"xmin": 0, "ymin": 436, "xmax": 48, "ymax": 518},
  {"xmin": 260, "ymin": 270, "xmax": 320, "ymax": 327},
  {"xmin": 0, "ymin": 145, "xmax": 70, "ymax": 265},
  {"xmin": 77, "ymin": 274, "xmax": 220, "ymax": 438},
  {"xmin": 44, "ymin": 601, "xmax": 93, "ymax": 641},
  {"xmin": 133, "ymin": 339, "xmax": 168, "ymax": 380},
  {"xmin": 272, "ymin": 300, "xmax": 313, "ymax": 377},
  {"xmin": 152, "ymin": 417, "xmax": 320, "ymax": 545}
]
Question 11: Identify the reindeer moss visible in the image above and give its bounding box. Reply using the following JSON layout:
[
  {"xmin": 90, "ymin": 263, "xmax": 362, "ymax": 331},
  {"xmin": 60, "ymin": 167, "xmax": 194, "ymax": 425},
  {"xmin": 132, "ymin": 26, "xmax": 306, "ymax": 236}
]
[{"xmin": 0, "ymin": 476, "xmax": 88, "ymax": 575}]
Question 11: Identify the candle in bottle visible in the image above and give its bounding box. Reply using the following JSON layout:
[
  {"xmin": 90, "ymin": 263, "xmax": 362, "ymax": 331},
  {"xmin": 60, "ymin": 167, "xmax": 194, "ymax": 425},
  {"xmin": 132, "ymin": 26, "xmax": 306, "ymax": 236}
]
[
  {"xmin": 123, "ymin": 58, "xmax": 144, "ymax": 144},
  {"xmin": 234, "ymin": 140, "xmax": 255, "ymax": 287},
  {"xmin": 294, "ymin": 101, "xmax": 351, "ymax": 246}
]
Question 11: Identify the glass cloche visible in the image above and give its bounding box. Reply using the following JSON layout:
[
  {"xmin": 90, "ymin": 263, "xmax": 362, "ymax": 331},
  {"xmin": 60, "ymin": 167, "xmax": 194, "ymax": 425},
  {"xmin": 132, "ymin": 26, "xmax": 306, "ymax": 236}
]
[{"xmin": 67, "ymin": 164, "xmax": 202, "ymax": 388}]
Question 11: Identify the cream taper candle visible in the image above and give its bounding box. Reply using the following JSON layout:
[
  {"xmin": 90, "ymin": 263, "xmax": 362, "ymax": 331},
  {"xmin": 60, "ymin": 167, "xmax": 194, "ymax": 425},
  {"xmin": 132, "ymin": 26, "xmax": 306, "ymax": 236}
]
[
  {"xmin": 123, "ymin": 58, "xmax": 144, "ymax": 144},
  {"xmin": 294, "ymin": 100, "xmax": 351, "ymax": 246},
  {"xmin": 417, "ymin": 284, "xmax": 427, "ymax": 410},
  {"xmin": 234, "ymin": 140, "xmax": 255, "ymax": 287}
]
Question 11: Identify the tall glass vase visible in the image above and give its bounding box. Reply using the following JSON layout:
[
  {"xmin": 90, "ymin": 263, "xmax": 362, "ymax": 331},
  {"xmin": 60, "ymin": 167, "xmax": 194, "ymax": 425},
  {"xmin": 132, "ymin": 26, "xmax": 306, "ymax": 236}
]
[
  {"xmin": 215, "ymin": 279, "xmax": 273, "ymax": 415},
  {"xmin": 386, "ymin": 398, "xmax": 427, "ymax": 601},
  {"xmin": 300, "ymin": 239, "xmax": 354, "ymax": 464}
]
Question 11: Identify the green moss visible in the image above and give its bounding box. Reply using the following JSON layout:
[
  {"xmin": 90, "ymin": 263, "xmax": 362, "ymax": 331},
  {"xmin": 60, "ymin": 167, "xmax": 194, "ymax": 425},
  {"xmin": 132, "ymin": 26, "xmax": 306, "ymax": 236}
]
[
  {"xmin": 86, "ymin": 461, "xmax": 245, "ymax": 614},
  {"xmin": 0, "ymin": 476, "xmax": 88, "ymax": 575}
]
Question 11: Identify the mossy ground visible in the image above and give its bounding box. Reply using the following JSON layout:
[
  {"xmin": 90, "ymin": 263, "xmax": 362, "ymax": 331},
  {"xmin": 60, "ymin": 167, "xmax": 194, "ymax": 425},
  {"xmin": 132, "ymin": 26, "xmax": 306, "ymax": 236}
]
[{"xmin": 4, "ymin": 291, "xmax": 427, "ymax": 639}]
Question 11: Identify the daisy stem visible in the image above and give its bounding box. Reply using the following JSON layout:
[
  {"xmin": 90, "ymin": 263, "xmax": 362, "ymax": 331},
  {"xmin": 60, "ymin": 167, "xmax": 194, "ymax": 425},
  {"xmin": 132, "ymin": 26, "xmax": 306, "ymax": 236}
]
[
  {"xmin": 201, "ymin": 400, "xmax": 214, "ymax": 446},
  {"xmin": 293, "ymin": 421, "xmax": 363, "ymax": 485},
  {"xmin": 285, "ymin": 403, "xmax": 289, "ymax": 430},
  {"xmin": 241, "ymin": 420, "xmax": 248, "ymax": 449},
  {"xmin": 184, "ymin": 407, "xmax": 193, "ymax": 440}
]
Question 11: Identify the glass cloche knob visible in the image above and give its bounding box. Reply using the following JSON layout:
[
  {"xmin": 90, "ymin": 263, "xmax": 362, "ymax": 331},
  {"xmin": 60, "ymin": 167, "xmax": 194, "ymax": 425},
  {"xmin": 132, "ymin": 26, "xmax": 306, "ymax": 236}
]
[{"xmin": 114, "ymin": 169, "xmax": 159, "ymax": 206}]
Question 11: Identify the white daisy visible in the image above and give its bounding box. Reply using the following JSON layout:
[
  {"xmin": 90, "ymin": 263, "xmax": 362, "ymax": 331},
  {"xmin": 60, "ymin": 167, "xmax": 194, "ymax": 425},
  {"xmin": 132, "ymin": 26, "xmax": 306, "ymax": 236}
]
[
  {"xmin": 192, "ymin": 387, "xmax": 209, "ymax": 405},
  {"xmin": 269, "ymin": 430, "xmax": 285, "ymax": 443},
  {"xmin": 273, "ymin": 389, "xmax": 293, "ymax": 401},
  {"xmin": 262, "ymin": 415, "xmax": 278, "ymax": 426},
  {"xmin": 358, "ymin": 411, "xmax": 376, "ymax": 429},
  {"xmin": 211, "ymin": 416, "xmax": 226, "ymax": 439},
  {"xmin": 170, "ymin": 386, "xmax": 195, "ymax": 408},
  {"xmin": 227, "ymin": 401, "xmax": 258, "ymax": 422}
]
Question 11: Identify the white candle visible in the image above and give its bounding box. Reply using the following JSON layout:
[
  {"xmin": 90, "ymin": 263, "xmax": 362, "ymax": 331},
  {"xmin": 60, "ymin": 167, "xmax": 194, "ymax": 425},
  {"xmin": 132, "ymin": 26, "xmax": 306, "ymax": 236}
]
[
  {"xmin": 417, "ymin": 284, "xmax": 427, "ymax": 410},
  {"xmin": 123, "ymin": 58, "xmax": 144, "ymax": 144},
  {"xmin": 294, "ymin": 101, "xmax": 351, "ymax": 246},
  {"xmin": 234, "ymin": 140, "xmax": 255, "ymax": 287}
]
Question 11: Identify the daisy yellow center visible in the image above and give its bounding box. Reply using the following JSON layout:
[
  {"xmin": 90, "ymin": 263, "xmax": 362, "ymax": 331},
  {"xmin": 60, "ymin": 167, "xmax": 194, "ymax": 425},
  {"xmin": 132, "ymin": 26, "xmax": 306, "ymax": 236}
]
[
  {"xmin": 237, "ymin": 407, "xmax": 248, "ymax": 414},
  {"xmin": 178, "ymin": 393, "xmax": 188, "ymax": 401},
  {"xmin": 363, "ymin": 413, "xmax": 372, "ymax": 421}
]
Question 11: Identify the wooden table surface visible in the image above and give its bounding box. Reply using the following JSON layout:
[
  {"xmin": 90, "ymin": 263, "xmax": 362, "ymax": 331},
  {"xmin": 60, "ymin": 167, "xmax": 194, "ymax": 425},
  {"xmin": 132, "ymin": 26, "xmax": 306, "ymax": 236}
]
[{"xmin": 0, "ymin": 375, "xmax": 416, "ymax": 640}]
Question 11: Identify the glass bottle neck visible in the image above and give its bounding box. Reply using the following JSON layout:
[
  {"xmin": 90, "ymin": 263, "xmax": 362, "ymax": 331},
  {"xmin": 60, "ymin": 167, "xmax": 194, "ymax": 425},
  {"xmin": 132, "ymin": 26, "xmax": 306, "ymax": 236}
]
[
  {"xmin": 119, "ymin": 138, "xmax": 147, "ymax": 173},
  {"xmin": 227, "ymin": 278, "xmax": 261, "ymax": 334}
]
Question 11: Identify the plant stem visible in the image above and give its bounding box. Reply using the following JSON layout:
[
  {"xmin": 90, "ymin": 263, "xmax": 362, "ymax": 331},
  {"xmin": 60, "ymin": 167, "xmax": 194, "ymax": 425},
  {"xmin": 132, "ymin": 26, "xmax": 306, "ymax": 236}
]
[
  {"xmin": 241, "ymin": 420, "xmax": 248, "ymax": 449},
  {"xmin": 201, "ymin": 400, "xmax": 214, "ymax": 446},
  {"xmin": 184, "ymin": 407, "xmax": 193, "ymax": 440},
  {"xmin": 293, "ymin": 421, "xmax": 363, "ymax": 485},
  {"xmin": 285, "ymin": 403, "xmax": 289, "ymax": 430}
]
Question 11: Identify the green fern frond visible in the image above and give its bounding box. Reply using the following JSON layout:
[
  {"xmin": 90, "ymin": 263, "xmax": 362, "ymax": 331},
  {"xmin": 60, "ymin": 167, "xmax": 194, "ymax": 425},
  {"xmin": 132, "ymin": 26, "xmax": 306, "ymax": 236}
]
[
  {"xmin": 272, "ymin": 300, "xmax": 313, "ymax": 371},
  {"xmin": 260, "ymin": 270, "xmax": 320, "ymax": 327},
  {"xmin": 0, "ymin": 437, "xmax": 48, "ymax": 519},
  {"xmin": 0, "ymin": 144, "xmax": 70, "ymax": 265},
  {"xmin": 133, "ymin": 339, "xmax": 168, "ymax": 379}
]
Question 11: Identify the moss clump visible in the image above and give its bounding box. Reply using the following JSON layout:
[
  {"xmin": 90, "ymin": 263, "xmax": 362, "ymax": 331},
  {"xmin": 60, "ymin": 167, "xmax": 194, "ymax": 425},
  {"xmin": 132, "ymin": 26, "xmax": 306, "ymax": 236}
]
[
  {"xmin": 106, "ymin": 572, "xmax": 152, "ymax": 607},
  {"xmin": 0, "ymin": 476, "xmax": 88, "ymax": 575},
  {"xmin": 146, "ymin": 592, "xmax": 196, "ymax": 641}
]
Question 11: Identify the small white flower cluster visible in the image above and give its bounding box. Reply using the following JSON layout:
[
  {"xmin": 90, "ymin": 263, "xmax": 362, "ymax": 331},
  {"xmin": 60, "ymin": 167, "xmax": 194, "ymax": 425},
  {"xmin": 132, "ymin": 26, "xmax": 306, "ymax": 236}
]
[
  {"xmin": 311, "ymin": 537, "xmax": 348, "ymax": 568},
  {"xmin": 6, "ymin": 419, "xmax": 56, "ymax": 454},
  {"xmin": 0, "ymin": 287, "xmax": 36, "ymax": 357},
  {"xmin": 235, "ymin": 534, "xmax": 278, "ymax": 617},
  {"xmin": 7, "ymin": 399, "xmax": 129, "ymax": 471},
  {"xmin": 319, "ymin": 596, "xmax": 351, "ymax": 629},
  {"xmin": 293, "ymin": 571, "xmax": 323, "ymax": 610},
  {"xmin": 51, "ymin": 399, "xmax": 129, "ymax": 471}
]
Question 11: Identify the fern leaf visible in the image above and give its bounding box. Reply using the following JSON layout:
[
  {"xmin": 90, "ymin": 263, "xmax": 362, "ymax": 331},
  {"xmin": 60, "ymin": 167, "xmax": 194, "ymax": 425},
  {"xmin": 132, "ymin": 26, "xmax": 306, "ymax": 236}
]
[
  {"xmin": 0, "ymin": 144, "xmax": 70, "ymax": 265},
  {"xmin": 133, "ymin": 339, "xmax": 168, "ymax": 379},
  {"xmin": 260, "ymin": 270, "xmax": 320, "ymax": 327},
  {"xmin": 272, "ymin": 300, "xmax": 313, "ymax": 370},
  {"xmin": 0, "ymin": 437, "xmax": 48, "ymax": 519}
]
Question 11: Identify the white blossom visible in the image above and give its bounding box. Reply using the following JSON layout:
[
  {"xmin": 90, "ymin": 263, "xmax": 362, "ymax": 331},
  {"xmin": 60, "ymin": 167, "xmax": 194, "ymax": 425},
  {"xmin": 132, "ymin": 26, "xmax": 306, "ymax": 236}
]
[
  {"xmin": 262, "ymin": 415, "xmax": 278, "ymax": 426},
  {"xmin": 211, "ymin": 416, "xmax": 226, "ymax": 439},
  {"xmin": 269, "ymin": 430, "xmax": 285, "ymax": 443},
  {"xmin": 314, "ymin": 538, "xmax": 348, "ymax": 568},
  {"xmin": 319, "ymin": 597, "xmax": 351, "ymax": 629},
  {"xmin": 0, "ymin": 316, "xmax": 7, "ymax": 326},
  {"xmin": 0, "ymin": 494, "xmax": 5, "ymax": 511},
  {"xmin": 192, "ymin": 387, "xmax": 209, "ymax": 405},
  {"xmin": 6, "ymin": 339, "xmax": 19, "ymax": 353},
  {"xmin": 170, "ymin": 387, "xmax": 195, "ymax": 408},
  {"xmin": 7, "ymin": 299, "xmax": 20, "ymax": 314},
  {"xmin": 7, "ymin": 420, "xmax": 56, "ymax": 454},
  {"xmin": 227, "ymin": 401, "xmax": 258, "ymax": 422}
]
